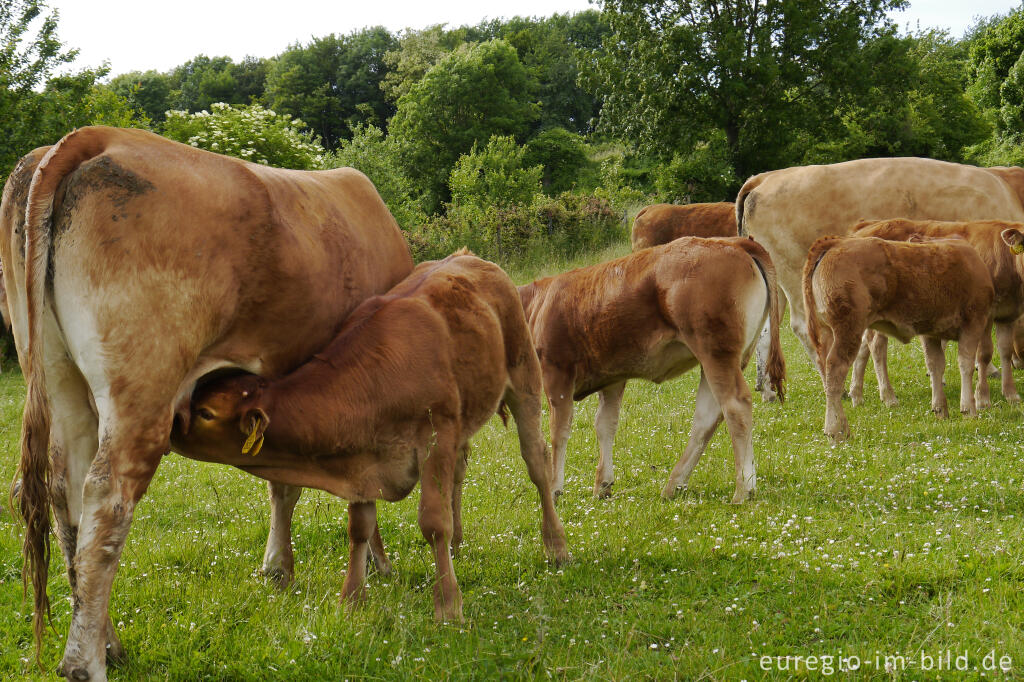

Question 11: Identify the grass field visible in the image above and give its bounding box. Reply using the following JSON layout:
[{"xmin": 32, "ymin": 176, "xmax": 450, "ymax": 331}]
[{"xmin": 2, "ymin": 242, "xmax": 1024, "ymax": 680}]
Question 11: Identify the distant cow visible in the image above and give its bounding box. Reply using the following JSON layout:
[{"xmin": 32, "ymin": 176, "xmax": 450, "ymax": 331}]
[
  {"xmin": 803, "ymin": 236, "xmax": 994, "ymax": 441},
  {"xmin": 172, "ymin": 251, "xmax": 568, "ymax": 622},
  {"xmin": 847, "ymin": 219, "xmax": 1024, "ymax": 409},
  {"xmin": 519, "ymin": 237, "xmax": 784, "ymax": 503},
  {"xmin": 3, "ymin": 127, "xmax": 414, "ymax": 680},
  {"xmin": 737, "ymin": 157, "xmax": 1024, "ymax": 401},
  {"xmin": 630, "ymin": 202, "xmax": 737, "ymax": 250}
]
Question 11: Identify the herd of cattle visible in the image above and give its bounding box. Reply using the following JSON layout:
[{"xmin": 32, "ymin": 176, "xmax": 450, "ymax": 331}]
[{"xmin": 4, "ymin": 127, "xmax": 1024, "ymax": 680}]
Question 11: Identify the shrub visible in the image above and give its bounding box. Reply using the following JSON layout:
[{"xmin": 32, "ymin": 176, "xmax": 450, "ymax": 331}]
[
  {"xmin": 654, "ymin": 135, "xmax": 739, "ymax": 203},
  {"xmin": 449, "ymin": 135, "xmax": 543, "ymax": 212},
  {"xmin": 162, "ymin": 102, "xmax": 326, "ymax": 169},
  {"xmin": 523, "ymin": 127, "xmax": 594, "ymax": 194}
]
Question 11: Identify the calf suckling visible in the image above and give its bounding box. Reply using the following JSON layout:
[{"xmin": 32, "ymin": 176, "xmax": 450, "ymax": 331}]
[
  {"xmin": 803, "ymin": 236, "xmax": 995, "ymax": 441},
  {"xmin": 847, "ymin": 219, "xmax": 1024, "ymax": 410},
  {"xmin": 171, "ymin": 250, "xmax": 568, "ymax": 622},
  {"xmin": 519, "ymin": 236, "xmax": 785, "ymax": 503}
]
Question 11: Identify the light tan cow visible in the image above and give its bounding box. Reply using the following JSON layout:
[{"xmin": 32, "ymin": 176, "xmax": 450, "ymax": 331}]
[
  {"xmin": 519, "ymin": 237, "xmax": 784, "ymax": 503},
  {"xmin": 172, "ymin": 251, "xmax": 567, "ymax": 622},
  {"xmin": 846, "ymin": 219, "xmax": 1024, "ymax": 409},
  {"xmin": 630, "ymin": 202, "xmax": 737, "ymax": 250},
  {"xmin": 3, "ymin": 127, "xmax": 414, "ymax": 681},
  {"xmin": 737, "ymin": 157, "xmax": 1024, "ymax": 401},
  {"xmin": 803, "ymin": 236, "xmax": 994, "ymax": 441}
]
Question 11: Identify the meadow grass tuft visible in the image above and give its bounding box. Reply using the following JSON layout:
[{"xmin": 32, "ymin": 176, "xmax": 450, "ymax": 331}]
[{"xmin": 2, "ymin": 243, "xmax": 1024, "ymax": 679}]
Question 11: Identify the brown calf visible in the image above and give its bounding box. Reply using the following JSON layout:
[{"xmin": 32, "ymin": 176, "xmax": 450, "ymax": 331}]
[
  {"xmin": 803, "ymin": 236, "xmax": 994, "ymax": 441},
  {"xmin": 847, "ymin": 219, "xmax": 1024, "ymax": 409},
  {"xmin": 171, "ymin": 251, "xmax": 568, "ymax": 622},
  {"xmin": 630, "ymin": 202, "xmax": 737, "ymax": 250},
  {"xmin": 519, "ymin": 237, "xmax": 784, "ymax": 503}
]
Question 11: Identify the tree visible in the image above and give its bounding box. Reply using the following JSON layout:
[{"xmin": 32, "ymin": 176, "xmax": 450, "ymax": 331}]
[
  {"xmin": 588, "ymin": 0, "xmax": 907, "ymax": 179},
  {"xmin": 389, "ymin": 39, "xmax": 539, "ymax": 212},
  {"xmin": 108, "ymin": 70, "xmax": 173, "ymax": 123},
  {"xmin": 449, "ymin": 135, "xmax": 543, "ymax": 211},
  {"xmin": 162, "ymin": 102, "xmax": 326, "ymax": 170},
  {"xmin": 523, "ymin": 127, "xmax": 593, "ymax": 194},
  {"xmin": 0, "ymin": 0, "xmax": 77, "ymax": 176},
  {"xmin": 265, "ymin": 28, "xmax": 397, "ymax": 149}
]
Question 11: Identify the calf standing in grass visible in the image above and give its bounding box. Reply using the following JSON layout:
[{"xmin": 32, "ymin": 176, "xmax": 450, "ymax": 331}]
[
  {"xmin": 803, "ymin": 236, "xmax": 995, "ymax": 441},
  {"xmin": 630, "ymin": 202, "xmax": 737, "ymax": 250},
  {"xmin": 171, "ymin": 251, "xmax": 568, "ymax": 622},
  {"xmin": 519, "ymin": 236, "xmax": 785, "ymax": 503},
  {"xmin": 848, "ymin": 219, "xmax": 1024, "ymax": 409}
]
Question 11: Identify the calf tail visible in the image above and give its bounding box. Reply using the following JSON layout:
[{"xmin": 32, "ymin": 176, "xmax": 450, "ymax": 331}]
[
  {"xmin": 738, "ymin": 239, "xmax": 785, "ymax": 402},
  {"xmin": 20, "ymin": 127, "xmax": 114, "ymax": 661},
  {"xmin": 802, "ymin": 237, "xmax": 837, "ymax": 371}
]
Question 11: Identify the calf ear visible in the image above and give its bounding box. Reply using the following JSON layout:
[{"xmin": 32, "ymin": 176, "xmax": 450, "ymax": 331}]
[
  {"xmin": 1002, "ymin": 228, "xmax": 1024, "ymax": 254},
  {"xmin": 240, "ymin": 408, "xmax": 269, "ymax": 456}
]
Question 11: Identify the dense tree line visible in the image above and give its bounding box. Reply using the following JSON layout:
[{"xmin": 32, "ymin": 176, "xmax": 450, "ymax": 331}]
[{"xmin": 4, "ymin": 0, "xmax": 1024, "ymax": 264}]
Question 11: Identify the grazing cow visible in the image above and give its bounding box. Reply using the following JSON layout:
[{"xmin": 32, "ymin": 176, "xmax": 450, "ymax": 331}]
[
  {"xmin": 803, "ymin": 236, "xmax": 994, "ymax": 441},
  {"xmin": 630, "ymin": 202, "xmax": 737, "ymax": 250},
  {"xmin": 2, "ymin": 127, "xmax": 414, "ymax": 681},
  {"xmin": 519, "ymin": 236, "xmax": 785, "ymax": 503},
  {"xmin": 847, "ymin": 219, "xmax": 1024, "ymax": 409},
  {"xmin": 171, "ymin": 251, "xmax": 569, "ymax": 621},
  {"xmin": 737, "ymin": 157, "xmax": 1024, "ymax": 401}
]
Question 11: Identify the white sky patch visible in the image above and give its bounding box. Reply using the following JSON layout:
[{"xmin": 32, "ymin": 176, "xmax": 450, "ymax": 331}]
[{"xmin": 41, "ymin": 0, "xmax": 1024, "ymax": 78}]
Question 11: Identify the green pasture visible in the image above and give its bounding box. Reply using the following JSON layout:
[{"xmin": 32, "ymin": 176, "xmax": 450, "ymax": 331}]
[{"xmin": 2, "ymin": 244, "xmax": 1024, "ymax": 679}]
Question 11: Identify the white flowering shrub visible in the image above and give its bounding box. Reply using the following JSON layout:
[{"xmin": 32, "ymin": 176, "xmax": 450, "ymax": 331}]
[{"xmin": 162, "ymin": 102, "xmax": 327, "ymax": 170}]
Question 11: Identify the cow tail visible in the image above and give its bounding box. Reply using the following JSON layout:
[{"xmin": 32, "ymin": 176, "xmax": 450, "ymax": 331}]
[
  {"xmin": 739, "ymin": 239, "xmax": 785, "ymax": 403},
  {"xmin": 735, "ymin": 174, "xmax": 765, "ymax": 237},
  {"xmin": 20, "ymin": 126, "xmax": 110, "ymax": 661},
  {"xmin": 802, "ymin": 237, "xmax": 836, "ymax": 373}
]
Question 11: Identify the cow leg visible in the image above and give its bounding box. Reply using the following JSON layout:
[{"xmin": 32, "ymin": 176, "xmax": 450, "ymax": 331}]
[
  {"xmin": 368, "ymin": 506, "xmax": 392, "ymax": 576},
  {"xmin": 593, "ymin": 381, "xmax": 626, "ymax": 498},
  {"xmin": 451, "ymin": 447, "xmax": 468, "ymax": 555},
  {"xmin": 340, "ymin": 501, "xmax": 376, "ymax": 608},
  {"xmin": 822, "ymin": 326, "xmax": 857, "ymax": 441},
  {"xmin": 921, "ymin": 337, "xmax": 949, "ymax": 418},
  {"xmin": 59, "ymin": 419, "xmax": 163, "ymax": 682},
  {"xmin": 849, "ymin": 331, "xmax": 872, "ymax": 407},
  {"xmin": 755, "ymin": 292, "xmax": 787, "ymax": 402},
  {"xmin": 705, "ymin": 360, "xmax": 756, "ymax": 503},
  {"xmin": 261, "ymin": 482, "xmax": 301, "ymax": 588},
  {"xmin": 545, "ymin": 373, "xmax": 575, "ymax": 500},
  {"xmin": 963, "ymin": 324, "xmax": 989, "ymax": 416},
  {"xmin": 417, "ymin": 426, "xmax": 462, "ymax": 622},
  {"xmin": 868, "ymin": 332, "xmax": 897, "ymax": 407},
  {"xmin": 995, "ymin": 322, "xmax": 1021, "ymax": 403},
  {"xmin": 503, "ymin": 386, "xmax": 569, "ymax": 564},
  {"xmin": 976, "ymin": 327, "xmax": 994, "ymax": 410},
  {"xmin": 661, "ymin": 370, "xmax": 724, "ymax": 499}
]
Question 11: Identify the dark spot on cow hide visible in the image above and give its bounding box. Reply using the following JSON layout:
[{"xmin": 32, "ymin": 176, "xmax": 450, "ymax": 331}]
[{"xmin": 54, "ymin": 156, "xmax": 156, "ymax": 240}]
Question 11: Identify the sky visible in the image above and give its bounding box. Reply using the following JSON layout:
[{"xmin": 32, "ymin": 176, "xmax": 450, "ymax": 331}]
[{"xmin": 41, "ymin": 0, "xmax": 1024, "ymax": 78}]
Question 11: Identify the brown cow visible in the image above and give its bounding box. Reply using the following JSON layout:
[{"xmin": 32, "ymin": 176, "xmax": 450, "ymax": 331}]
[
  {"xmin": 3, "ymin": 127, "xmax": 413, "ymax": 680},
  {"xmin": 519, "ymin": 237, "xmax": 785, "ymax": 503},
  {"xmin": 737, "ymin": 157, "xmax": 1024, "ymax": 401},
  {"xmin": 630, "ymin": 202, "xmax": 737, "ymax": 250},
  {"xmin": 803, "ymin": 236, "xmax": 994, "ymax": 441},
  {"xmin": 171, "ymin": 251, "xmax": 568, "ymax": 621},
  {"xmin": 846, "ymin": 219, "xmax": 1024, "ymax": 409}
]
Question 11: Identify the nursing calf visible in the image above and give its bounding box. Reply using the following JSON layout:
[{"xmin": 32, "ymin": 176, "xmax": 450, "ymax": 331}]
[
  {"xmin": 804, "ymin": 237, "xmax": 994, "ymax": 441},
  {"xmin": 519, "ymin": 237, "xmax": 785, "ymax": 503},
  {"xmin": 172, "ymin": 251, "xmax": 568, "ymax": 622},
  {"xmin": 630, "ymin": 202, "xmax": 737, "ymax": 250},
  {"xmin": 848, "ymin": 219, "xmax": 1024, "ymax": 409}
]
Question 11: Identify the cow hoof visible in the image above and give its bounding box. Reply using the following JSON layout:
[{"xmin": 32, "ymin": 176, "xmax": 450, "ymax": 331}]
[
  {"xmin": 932, "ymin": 406, "xmax": 948, "ymax": 419},
  {"xmin": 261, "ymin": 566, "xmax": 294, "ymax": 590},
  {"xmin": 850, "ymin": 393, "xmax": 863, "ymax": 408},
  {"xmin": 760, "ymin": 389, "xmax": 778, "ymax": 403},
  {"xmin": 977, "ymin": 399, "xmax": 992, "ymax": 411},
  {"xmin": 660, "ymin": 483, "xmax": 683, "ymax": 499},
  {"xmin": 730, "ymin": 490, "xmax": 751, "ymax": 504},
  {"xmin": 593, "ymin": 481, "xmax": 613, "ymax": 499},
  {"xmin": 552, "ymin": 489, "xmax": 563, "ymax": 504},
  {"xmin": 825, "ymin": 427, "xmax": 850, "ymax": 442},
  {"xmin": 1006, "ymin": 394, "xmax": 1021, "ymax": 405}
]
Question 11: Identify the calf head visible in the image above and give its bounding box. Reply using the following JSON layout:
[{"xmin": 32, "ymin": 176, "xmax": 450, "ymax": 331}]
[
  {"xmin": 177, "ymin": 374, "xmax": 271, "ymax": 456},
  {"xmin": 1002, "ymin": 227, "xmax": 1024, "ymax": 255}
]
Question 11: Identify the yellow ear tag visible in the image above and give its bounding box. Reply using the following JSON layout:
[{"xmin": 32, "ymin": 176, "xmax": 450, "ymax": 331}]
[
  {"xmin": 242, "ymin": 428, "xmax": 264, "ymax": 456},
  {"xmin": 1012, "ymin": 243, "xmax": 1024, "ymax": 255}
]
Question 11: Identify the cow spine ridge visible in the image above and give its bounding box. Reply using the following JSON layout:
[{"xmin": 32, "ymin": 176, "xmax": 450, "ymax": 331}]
[
  {"xmin": 736, "ymin": 239, "xmax": 786, "ymax": 402},
  {"xmin": 20, "ymin": 126, "xmax": 114, "ymax": 658}
]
